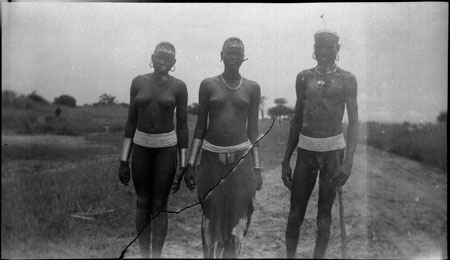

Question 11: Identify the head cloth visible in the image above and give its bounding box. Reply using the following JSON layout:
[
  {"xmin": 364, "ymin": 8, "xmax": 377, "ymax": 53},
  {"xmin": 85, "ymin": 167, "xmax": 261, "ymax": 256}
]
[{"xmin": 314, "ymin": 28, "xmax": 339, "ymax": 44}]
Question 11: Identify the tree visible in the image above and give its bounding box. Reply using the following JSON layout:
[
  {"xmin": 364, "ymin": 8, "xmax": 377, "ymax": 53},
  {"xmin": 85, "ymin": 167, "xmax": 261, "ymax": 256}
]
[
  {"xmin": 260, "ymin": 95, "xmax": 267, "ymax": 119},
  {"xmin": 27, "ymin": 91, "xmax": 50, "ymax": 104},
  {"xmin": 94, "ymin": 94, "xmax": 117, "ymax": 106},
  {"xmin": 267, "ymin": 98, "xmax": 294, "ymax": 124},
  {"xmin": 54, "ymin": 95, "xmax": 77, "ymax": 107},
  {"xmin": 2, "ymin": 90, "xmax": 17, "ymax": 107},
  {"xmin": 274, "ymin": 98, "xmax": 287, "ymax": 107},
  {"xmin": 188, "ymin": 103, "xmax": 199, "ymax": 115},
  {"xmin": 437, "ymin": 111, "xmax": 447, "ymax": 124},
  {"xmin": 268, "ymin": 105, "xmax": 294, "ymax": 123}
]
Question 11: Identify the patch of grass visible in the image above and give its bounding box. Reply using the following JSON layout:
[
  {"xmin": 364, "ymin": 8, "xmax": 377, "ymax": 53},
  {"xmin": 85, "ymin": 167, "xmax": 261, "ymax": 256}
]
[
  {"xmin": 259, "ymin": 119, "xmax": 290, "ymax": 170},
  {"xmin": 360, "ymin": 121, "xmax": 447, "ymax": 171},
  {"xmin": 2, "ymin": 104, "xmax": 128, "ymax": 135},
  {"xmin": 2, "ymin": 143, "xmax": 117, "ymax": 161},
  {"xmin": 1, "ymin": 147, "xmax": 135, "ymax": 258}
]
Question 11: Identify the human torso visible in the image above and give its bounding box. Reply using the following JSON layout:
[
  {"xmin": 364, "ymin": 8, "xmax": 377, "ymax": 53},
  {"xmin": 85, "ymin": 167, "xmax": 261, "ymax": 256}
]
[
  {"xmin": 204, "ymin": 75, "xmax": 255, "ymax": 146},
  {"xmin": 300, "ymin": 67, "xmax": 350, "ymax": 138},
  {"xmin": 133, "ymin": 73, "xmax": 180, "ymax": 134}
]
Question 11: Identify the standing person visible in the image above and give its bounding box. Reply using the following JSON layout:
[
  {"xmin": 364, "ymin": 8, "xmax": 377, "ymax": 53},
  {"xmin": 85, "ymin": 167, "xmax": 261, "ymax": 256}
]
[
  {"xmin": 55, "ymin": 106, "xmax": 61, "ymax": 117},
  {"xmin": 118, "ymin": 42, "xmax": 188, "ymax": 258},
  {"xmin": 184, "ymin": 37, "xmax": 263, "ymax": 258},
  {"xmin": 281, "ymin": 29, "xmax": 359, "ymax": 258}
]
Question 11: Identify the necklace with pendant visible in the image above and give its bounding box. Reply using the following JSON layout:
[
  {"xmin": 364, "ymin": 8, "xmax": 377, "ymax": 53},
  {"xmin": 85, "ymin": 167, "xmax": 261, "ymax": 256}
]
[
  {"xmin": 220, "ymin": 75, "xmax": 242, "ymax": 91},
  {"xmin": 315, "ymin": 65, "xmax": 337, "ymax": 89}
]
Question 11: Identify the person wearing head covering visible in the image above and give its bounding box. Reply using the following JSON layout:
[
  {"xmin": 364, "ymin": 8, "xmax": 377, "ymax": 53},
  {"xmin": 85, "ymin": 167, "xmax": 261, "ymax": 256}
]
[
  {"xmin": 281, "ymin": 28, "xmax": 359, "ymax": 258},
  {"xmin": 118, "ymin": 41, "xmax": 188, "ymax": 258},
  {"xmin": 184, "ymin": 37, "xmax": 262, "ymax": 258}
]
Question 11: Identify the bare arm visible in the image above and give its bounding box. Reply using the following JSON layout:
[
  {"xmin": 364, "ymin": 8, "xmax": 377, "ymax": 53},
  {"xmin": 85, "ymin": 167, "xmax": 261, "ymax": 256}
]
[
  {"xmin": 175, "ymin": 81, "xmax": 189, "ymax": 149},
  {"xmin": 343, "ymin": 74, "xmax": 359, "ymax": 165},
  {"xmin": 248, "ymin": 83, "xmax": 262, "ymax": 187},
  {"xmin": 282, "ymin": 73, "xmax": 305, "ymax": 165},
  {"xmin": 192, "ymin": 80, "xmax": 209, "ymax": 140},
  {"xmin": 185, "ymin": 80, "xmax": 210, "ymax": 190},
  {"xmin": 118, "ymin": 78, "xmax": 139, "ymax": 186},
  {"xmin": 124, "ymin": 78, "xmax": 139, "ymax": 139},
  {"xmin": 172, "ymin": 81, "xmax": 189, "ymax": 192},
  {"xmin": 121, "ymin": 78, "xmax": 139, "ymax": 162},
  {"xmin": 330, "ymin": 73, "xmax": 359, "ymax": 187},
  {"xmin": 247, "ymin": 83, "xmax": 261, "ymax": 146}
]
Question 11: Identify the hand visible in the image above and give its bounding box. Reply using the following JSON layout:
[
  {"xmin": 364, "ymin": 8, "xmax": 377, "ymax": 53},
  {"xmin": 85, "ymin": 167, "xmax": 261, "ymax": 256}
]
[
  {"xmin": 254, "ymin": 168, "xmax": 263, "ymax": 191},
  {"xmin": 281, "ymin": 162, "xmax": 292, "ymax": 191},
  {"xmin": 330, "ymin": 162, "xmax": 353, "ymax": 187},
  {"xmin": 184, "ymin": 165, "xmax": 196, "ymax": 191},
  {"xmin": 172, "ymin": 167, "xmax": 186, "ymax": 193},
  {"xmin": 118, "ymin": 160, "xmax": 131, "ymax": 186}
]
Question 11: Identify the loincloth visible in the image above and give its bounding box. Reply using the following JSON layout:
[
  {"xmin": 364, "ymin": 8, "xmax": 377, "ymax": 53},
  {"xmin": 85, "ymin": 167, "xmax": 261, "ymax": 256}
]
[
  {"xmin": 196, "ymin": 141, "xmax": 256, "ymax": 256},
  {"xmin": 297, "ymin": 133, "xmax": 346, "ymax": 152},
  {"xmin": 133, "ymin": 129, "xmax": 177, "ymax": 148}
]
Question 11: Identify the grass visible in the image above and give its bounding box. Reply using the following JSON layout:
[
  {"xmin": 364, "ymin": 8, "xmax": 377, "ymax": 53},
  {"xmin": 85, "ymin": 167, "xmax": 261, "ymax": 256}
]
[
  {"xmin": 358, "ymin": 121, "xmax": 447, "ymax": 171},
  {"xmin": 2, "ymin": 100, "xmax": 447, "ymax": 170},
  {"xmin": 1, "ymin": 140, "xmax": 136, "ymax": 258},
  {"xmin": 1, "ymin": 117, "xmax": 281, "ymax": 258},
  {"xmin": 1, "ymin": 102, "xmax": 447, "ymax": 257},
  {"xmin": 2, "ymin": 102, "xmax": 128, "ymax": 135}
]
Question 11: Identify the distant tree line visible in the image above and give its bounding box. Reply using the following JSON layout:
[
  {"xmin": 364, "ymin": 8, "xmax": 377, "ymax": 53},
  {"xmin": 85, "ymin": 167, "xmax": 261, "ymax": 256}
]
[
  {"xmin": 437, "ymin": 111, "xmax": 447, "ymax": 124},
  {"xmin": 2, "ymin": 90, "xmax": 131, "ymax": 108},
  {"xmin": 3, "ymin": 89, "xmax": 446, "ymax": 126},
  {"xmin": 54, "ymin": 95, "xmax": 76, "ymax": 107}
]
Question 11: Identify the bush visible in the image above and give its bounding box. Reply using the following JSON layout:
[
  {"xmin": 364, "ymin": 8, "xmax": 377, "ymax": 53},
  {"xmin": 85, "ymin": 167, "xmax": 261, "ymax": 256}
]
[
  {"xmin": 2, "ymin": 90, "xmax": 35, "ymax": 109},
  {"xmin": 27, "ymin": 91, "xmax": 50, "ymax": 105},
  {"xmin": 437, "ymin": 111, "xmax": 447, "ymax": 124},
  {"xmin": 54, "ymin": 95, "xmax": 77, "ymax": 107},
  {"xmin": 188, "ymin": 103, "xmax": 199, "ymax": 115},
  {"xmin": 2, "ymin": 90, "xmax": 18, "ymax": 107},
  {"xmin": 363, "ymin": 121, "xmax": 447, "ymax": 171}
]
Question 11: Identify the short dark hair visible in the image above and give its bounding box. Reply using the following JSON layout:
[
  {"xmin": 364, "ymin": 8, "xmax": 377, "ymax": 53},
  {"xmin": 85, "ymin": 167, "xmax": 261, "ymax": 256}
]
[
  {"xmin": 222, "ymin": 37, "xmax": 244, "ymax": 52},
  {"xmin": 154, "ymin": 42, "xmax": 176, "ymax": 56}
]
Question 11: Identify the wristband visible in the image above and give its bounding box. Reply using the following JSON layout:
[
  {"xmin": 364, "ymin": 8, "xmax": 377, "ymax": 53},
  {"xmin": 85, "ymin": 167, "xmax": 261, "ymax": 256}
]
[
  {"xmin": 121, "ymin": 138, "xmax": 133, "ymax": 162},
  {"xmin": 179, "ymin": 148, "xmax": 188, "ymax": 168},
  {"xmin": 188, "ymin": 138, "xmax": 203, "ymax": 166},
  {"xmin": 251, "ymin": 146, "xmax": 262, "ymax": 169}
]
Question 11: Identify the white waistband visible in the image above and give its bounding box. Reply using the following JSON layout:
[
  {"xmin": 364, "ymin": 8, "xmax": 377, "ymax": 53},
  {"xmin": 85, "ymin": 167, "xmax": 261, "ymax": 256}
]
[
  {"xmin": 202, "ymin": 140, "xmax": 252, "ymax": 153},
  {"xmin": 133, "ymin": 129, "xmax": 177, "ymax": 148},
  {"xmin": 298, "ymin": 133, "xmax": 346, "ymax": 152}
]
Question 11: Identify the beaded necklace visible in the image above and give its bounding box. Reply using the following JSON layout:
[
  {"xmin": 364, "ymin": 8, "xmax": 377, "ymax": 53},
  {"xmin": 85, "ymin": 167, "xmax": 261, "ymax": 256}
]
[
  {"xmin": 220, "ymin": 74, "xmax": 242, "ymax": 91},
  {"xmin": 315, "ymin": 65, "xmax": 337, "ymax": 89}
]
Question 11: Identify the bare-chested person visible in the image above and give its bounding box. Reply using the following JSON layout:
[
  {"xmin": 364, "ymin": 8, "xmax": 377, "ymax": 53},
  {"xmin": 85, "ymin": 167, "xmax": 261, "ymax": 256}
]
[
  {"xmin": 118, "ymin": 42, "xmax": 188, "ymax": 258},
  {"xmin": 184, "ymin": 37, "xmax": 262, "ymax": 258},
  {"xmin": 281, "ymin": 29, "xmax": 359, "ymax": 258}
]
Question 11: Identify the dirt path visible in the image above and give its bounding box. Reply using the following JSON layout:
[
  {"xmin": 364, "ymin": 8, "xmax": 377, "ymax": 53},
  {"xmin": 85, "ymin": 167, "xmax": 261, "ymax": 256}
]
[{"xmin": 121, "ymin": 143, "xmax": 447, "ymax": 259}]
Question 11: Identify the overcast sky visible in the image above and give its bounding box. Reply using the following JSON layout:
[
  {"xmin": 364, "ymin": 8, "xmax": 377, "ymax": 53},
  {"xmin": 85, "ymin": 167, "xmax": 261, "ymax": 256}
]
[{"xmin": 2, "ymin": 2, "xmax": 448, "ymax": 123}]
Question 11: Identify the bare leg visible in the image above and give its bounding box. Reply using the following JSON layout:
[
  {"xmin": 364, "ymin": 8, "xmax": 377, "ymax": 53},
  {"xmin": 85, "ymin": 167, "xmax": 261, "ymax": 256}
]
[
  {"xmin": 312, "ymin": 150, "xmax": 343, "ymax": 259},
  {"xmin": 151, "ymin": 146, "xmax": 177, "ymax": 258},
  {"xmin": 201, "ymin": 214, "xmax": 214, "ymax": 258},
  {"xmin": 136, "ymin": 199, "xmax": 151, "ymax": 258},
  {"xmin": 286, "ymin": 148, "xmax": 319, "ymax": 258},
  {"xmin": 132, "ymin": 145, "xmax": 154, "ymax": 258},
  {"xmin": 151, "ymin": 208, "xmax": 168, "ymax": 258}
]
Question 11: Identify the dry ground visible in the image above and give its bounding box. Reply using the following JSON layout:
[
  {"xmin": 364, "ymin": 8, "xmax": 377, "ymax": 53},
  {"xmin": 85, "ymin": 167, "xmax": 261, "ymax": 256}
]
[
  {"xmin": 125, "ymin": 144, "xmax": 447, "ymax": 259},
  {"xmin": 1, "ymin": 133, "xmax": 447, "ymax": 259}
]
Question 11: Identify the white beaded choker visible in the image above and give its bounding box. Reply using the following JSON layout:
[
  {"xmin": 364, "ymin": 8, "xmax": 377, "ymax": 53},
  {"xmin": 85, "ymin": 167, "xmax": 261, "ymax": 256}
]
[{"xmin": 220, "ymin": 75, "xmax": 242, "ymax": 91}]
